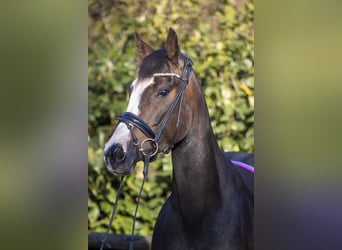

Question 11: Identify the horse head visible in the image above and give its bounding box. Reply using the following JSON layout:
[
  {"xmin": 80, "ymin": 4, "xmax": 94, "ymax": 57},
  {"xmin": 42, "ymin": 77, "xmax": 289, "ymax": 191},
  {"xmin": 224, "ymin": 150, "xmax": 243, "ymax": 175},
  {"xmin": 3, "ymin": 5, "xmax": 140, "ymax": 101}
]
[{"xmin": 104, "ymin": 28, "xmax": 196, "ymax": 175}]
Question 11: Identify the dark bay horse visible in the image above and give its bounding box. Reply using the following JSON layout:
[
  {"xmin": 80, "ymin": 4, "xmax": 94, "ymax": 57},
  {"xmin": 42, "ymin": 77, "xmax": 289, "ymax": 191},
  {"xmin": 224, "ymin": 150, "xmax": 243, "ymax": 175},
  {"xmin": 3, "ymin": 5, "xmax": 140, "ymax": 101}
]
[{"xmin": 104, "ymin": 28, "xmax": 254, "ymax": 250}]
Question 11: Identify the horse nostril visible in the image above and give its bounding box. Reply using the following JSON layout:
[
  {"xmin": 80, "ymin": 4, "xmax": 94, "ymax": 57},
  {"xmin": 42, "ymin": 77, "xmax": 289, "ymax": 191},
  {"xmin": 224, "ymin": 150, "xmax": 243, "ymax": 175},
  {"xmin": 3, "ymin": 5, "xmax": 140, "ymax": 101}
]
[{"xmin": 112, "ymin": 144, "xmax": 126, "ymax": 163}]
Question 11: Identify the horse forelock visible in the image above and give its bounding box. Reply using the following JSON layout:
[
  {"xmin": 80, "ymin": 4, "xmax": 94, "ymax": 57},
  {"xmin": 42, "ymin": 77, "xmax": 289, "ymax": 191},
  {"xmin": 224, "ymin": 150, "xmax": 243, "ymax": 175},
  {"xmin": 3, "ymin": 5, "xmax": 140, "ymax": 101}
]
[
  {"xmin": 138, "ymin": 49, "xmax": 169, "ymax": 79},
  {"xmin": 138, "ymin": 49, "xmax": 188, "ymax": 79}
]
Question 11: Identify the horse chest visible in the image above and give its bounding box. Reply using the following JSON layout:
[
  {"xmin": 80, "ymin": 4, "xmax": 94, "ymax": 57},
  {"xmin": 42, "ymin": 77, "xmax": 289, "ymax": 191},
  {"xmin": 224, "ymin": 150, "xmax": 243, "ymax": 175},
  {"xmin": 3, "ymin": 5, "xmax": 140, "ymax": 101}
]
[{"xmin": 152, "ymin": 193, "xmax": 250, "ymax": 250}]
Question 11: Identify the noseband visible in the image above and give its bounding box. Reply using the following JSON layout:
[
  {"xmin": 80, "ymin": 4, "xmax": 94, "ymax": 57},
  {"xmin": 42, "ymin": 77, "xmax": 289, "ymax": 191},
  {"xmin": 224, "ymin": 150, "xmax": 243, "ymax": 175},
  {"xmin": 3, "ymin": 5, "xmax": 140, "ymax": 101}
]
[{"xmin": 117, "ymin": 55, "xmax": 193, "ymax": 158}]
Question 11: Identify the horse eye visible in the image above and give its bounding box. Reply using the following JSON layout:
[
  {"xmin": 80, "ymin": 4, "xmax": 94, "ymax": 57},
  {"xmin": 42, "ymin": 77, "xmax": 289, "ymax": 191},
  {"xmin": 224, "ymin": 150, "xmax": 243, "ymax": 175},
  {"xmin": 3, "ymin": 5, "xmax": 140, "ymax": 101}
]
[{"xmin": 157, "ymin": 89, "xmax": 170, "ymax": 97}]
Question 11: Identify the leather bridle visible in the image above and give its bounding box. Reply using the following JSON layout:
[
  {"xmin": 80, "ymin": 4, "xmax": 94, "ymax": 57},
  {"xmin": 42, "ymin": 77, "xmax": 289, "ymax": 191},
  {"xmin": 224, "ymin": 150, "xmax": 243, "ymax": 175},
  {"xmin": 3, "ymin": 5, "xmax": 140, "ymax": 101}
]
[{"xmin": 117, "ymin": 55, "xmax": 193, "ymax": 159}]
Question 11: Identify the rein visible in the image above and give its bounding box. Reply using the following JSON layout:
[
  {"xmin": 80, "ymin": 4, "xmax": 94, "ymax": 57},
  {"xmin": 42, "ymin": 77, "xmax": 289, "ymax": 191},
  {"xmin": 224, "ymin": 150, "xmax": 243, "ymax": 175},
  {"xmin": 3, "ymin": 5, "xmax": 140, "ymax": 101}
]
[{"xmin": 100, "ymin": 55, "xmax": 193, "ymax": 250}]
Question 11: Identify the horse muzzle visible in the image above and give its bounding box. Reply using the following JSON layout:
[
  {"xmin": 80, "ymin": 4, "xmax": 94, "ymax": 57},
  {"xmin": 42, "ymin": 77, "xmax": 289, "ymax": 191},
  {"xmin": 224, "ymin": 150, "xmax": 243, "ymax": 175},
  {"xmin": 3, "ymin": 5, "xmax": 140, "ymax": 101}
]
[
  {"xmin": 105, "ymin": 144, "xmax": 126, "ymax": 164},
  {"xmin": 104, "ymin": 142, "xmax": 138, "ymax": 176}
]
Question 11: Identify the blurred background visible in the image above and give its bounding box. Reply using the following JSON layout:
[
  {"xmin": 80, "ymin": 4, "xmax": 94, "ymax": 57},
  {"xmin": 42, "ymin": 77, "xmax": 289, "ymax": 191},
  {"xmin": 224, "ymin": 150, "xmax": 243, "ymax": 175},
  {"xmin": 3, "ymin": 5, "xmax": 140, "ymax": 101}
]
[
  {"xmin": 1, "ymin": 0, "xmax": 340, "ymax": 249},
  {"xmin": 88, "ymin": 0, "xmax": 254, "ymax": 236}
]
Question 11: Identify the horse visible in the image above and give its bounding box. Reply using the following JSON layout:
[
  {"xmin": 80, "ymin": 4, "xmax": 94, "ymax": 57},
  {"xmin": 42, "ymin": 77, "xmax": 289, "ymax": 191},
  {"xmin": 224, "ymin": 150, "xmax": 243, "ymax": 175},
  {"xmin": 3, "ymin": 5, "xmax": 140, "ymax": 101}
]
[{"xmin": 104, "ymin": 28, "xmax": 254, "ymax": 250}]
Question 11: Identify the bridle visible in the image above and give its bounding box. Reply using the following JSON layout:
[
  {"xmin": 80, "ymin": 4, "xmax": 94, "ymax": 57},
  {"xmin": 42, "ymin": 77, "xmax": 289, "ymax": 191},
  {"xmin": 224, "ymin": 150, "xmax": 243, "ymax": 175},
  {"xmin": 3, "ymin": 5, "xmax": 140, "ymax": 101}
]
[
  {"xmin": 118, "ymin": 54, "xmax": 193, "ymax": 158},
  {"xmin": 100, "ymin": 55, "xmax": 193, "ymax": 250}
]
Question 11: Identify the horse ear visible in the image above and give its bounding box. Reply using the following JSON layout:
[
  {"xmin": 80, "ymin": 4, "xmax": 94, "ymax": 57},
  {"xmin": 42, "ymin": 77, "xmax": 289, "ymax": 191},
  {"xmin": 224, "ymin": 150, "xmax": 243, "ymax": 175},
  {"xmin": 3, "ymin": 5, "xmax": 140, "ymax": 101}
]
[
  {"xmin": 135, "ymin": 31, "xmax": 154, "ymax": 60},
  {"xmin": 165, "ymin": 28, "xmax": 180, "ymax": 65}
]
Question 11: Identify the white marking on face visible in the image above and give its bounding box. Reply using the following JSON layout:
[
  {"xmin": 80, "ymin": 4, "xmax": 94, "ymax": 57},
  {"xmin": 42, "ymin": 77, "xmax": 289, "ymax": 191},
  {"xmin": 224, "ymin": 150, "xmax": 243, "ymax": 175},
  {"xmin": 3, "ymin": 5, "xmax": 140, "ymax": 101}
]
[
  {"xmin": 104, "ymin": 123, "xmax": 130, "ymax": 152},
  {"xmin": 127, "ymin": 77, "xmax": 154, "ymax": 115},
  {"xmin": 104, "ymin": 77, "xmax": 154, "ymax": 153}
]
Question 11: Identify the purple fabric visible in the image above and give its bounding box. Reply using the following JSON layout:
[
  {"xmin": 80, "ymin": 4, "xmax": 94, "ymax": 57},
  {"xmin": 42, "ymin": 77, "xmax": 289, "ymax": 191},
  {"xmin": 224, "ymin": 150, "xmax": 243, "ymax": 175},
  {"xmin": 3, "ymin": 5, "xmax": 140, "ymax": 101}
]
[{"xmin": 231, "ymin": 160, "xmax": 254, "ymax": 173}]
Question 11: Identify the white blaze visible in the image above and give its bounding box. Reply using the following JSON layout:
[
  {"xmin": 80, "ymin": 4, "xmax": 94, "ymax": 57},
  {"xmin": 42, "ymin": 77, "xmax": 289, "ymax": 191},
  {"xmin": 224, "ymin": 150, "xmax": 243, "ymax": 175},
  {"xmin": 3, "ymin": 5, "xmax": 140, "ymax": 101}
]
[
  {"xmin": 104, "ymin": 77, "xmax": 154, "ymax": 153},
  {"xmin": 126, "ymin": 77, "xmax": 154, "ymax": 114}
]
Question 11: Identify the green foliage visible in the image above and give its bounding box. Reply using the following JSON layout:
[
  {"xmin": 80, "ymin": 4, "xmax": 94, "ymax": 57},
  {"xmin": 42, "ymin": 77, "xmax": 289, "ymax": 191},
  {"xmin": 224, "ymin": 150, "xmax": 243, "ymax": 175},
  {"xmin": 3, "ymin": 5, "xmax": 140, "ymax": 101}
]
[{"xmin": 88, "ymin": 0, "xmax": 254, "ymax": 236}]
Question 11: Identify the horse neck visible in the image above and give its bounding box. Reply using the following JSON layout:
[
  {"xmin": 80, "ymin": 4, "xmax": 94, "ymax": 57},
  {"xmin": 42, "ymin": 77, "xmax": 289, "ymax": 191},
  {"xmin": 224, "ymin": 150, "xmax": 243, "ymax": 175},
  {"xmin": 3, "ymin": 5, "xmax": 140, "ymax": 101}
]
[{"xmin": 171, "ymin": 76, "xmax": 226, "ymax": 223}]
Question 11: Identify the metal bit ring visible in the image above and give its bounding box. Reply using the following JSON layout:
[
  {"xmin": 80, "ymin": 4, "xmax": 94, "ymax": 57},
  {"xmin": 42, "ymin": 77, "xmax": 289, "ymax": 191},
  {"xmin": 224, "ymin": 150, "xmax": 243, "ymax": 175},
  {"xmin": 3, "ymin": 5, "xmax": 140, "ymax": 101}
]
[{"xmin": 139, "ymin": 138, "xmax": 159, "ymax": 157}]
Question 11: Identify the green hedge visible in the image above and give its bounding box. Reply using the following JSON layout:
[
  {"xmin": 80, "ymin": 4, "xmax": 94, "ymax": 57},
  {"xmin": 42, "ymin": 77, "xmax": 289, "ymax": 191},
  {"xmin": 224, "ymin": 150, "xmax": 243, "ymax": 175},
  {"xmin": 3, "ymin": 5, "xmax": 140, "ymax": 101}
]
[{"xmin": 88, "ymin": 0, "xmax": 254, "ymax": 236}]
